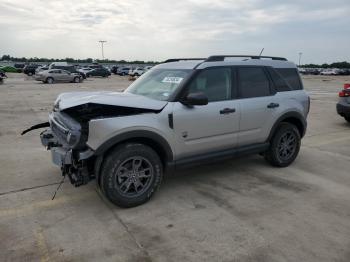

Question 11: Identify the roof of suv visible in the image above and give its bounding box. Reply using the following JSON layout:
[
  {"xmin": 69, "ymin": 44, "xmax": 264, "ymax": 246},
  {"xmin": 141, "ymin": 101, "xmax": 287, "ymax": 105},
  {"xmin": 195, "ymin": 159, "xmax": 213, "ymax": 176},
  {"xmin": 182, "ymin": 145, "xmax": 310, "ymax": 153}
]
[{"xmin": 157, "ymin": 55, "xmax": 297, "ymax": 70}]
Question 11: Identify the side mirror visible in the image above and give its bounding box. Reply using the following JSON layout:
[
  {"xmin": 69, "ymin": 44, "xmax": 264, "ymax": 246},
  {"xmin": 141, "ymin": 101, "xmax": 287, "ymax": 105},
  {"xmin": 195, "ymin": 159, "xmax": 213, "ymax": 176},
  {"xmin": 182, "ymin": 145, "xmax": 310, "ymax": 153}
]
[{"xmin": 182, "ymin": 92, "xmax": 208, "ymax": 106}]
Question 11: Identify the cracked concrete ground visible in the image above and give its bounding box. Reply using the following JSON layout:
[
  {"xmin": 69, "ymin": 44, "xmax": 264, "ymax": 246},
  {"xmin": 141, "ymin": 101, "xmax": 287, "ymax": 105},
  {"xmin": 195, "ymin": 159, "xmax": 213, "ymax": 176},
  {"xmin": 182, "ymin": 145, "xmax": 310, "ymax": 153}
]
[{"xmin": 0, "ymin": 74, "xmax": 350, "ymax": 262}]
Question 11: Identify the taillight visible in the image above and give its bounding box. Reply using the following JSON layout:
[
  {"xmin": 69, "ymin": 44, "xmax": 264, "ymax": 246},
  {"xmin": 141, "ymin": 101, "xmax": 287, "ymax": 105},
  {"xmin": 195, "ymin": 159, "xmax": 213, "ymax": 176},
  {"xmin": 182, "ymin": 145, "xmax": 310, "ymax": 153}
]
[
  {"xmin": 339, "ymin": 90, "xmax": 350, "ymax": 97},
  {"xmin": 339, "ymin": 84, "xmax": 350, "ymax": 97}
]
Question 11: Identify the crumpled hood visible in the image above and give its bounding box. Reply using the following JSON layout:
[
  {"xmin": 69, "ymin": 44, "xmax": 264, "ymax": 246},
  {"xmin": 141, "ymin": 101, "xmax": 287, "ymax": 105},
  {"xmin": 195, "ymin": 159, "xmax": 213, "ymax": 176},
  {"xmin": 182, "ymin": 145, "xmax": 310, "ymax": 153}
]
[{"xmin": 56, "ymin": 91, "xmax": 168, "ymax": 111}]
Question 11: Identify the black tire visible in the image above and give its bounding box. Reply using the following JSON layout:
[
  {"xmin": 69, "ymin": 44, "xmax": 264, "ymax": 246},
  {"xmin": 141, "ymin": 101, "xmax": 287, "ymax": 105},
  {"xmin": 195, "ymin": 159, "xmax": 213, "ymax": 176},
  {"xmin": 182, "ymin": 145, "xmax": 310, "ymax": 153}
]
[
  {"xmin": 264, "ymin": 122, "xmax": 301, "ymax": 167},
  {"xmin": 28, "ymin": 72, "xmax": 33, "ymax": 76},
  {"xmin": 101, "ymin": 143, "xmax": 163, "ymax": 208},
  {"xmin": 345, "ymin": 116, "xmax": 350, "ymax": 123},
  {"xmin": 73, "ymin": 76, "xmax": 80, "ymax": 83},
  {"xmin": 46, "ymin": 77, "xmax": 54, "ymax": 84}
]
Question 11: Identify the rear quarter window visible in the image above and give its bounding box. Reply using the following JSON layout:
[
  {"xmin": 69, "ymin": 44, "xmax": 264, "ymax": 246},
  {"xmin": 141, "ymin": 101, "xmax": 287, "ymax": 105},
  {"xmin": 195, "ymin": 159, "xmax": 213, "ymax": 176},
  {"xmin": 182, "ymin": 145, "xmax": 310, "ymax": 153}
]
[
  {"xmin": 275, "ymin": 68, "xmax": 303, "ymax": 90},
  {"xmin": 267, "ymin": 68, "xmax": 291, "ymax": 92}
]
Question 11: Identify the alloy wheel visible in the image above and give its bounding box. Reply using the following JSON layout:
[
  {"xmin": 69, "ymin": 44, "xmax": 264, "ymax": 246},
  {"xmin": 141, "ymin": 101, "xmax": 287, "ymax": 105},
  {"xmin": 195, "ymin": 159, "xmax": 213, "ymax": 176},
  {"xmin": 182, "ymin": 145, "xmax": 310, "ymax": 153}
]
[
  {"xmin": 277, "ymin": 131, "xmax": 297, "ymax": 161},
  {"xmin": 115, "ymin": 156, "xmax": 154, "ymax": 198}
]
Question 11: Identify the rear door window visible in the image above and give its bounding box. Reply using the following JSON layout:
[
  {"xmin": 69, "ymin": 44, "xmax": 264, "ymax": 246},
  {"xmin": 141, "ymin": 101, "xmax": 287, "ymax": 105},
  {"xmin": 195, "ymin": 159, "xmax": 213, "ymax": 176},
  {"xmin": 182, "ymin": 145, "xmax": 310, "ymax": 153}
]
[{"xmin": 238, "ymin": 67, "xmax": 271, "ymax": 98}]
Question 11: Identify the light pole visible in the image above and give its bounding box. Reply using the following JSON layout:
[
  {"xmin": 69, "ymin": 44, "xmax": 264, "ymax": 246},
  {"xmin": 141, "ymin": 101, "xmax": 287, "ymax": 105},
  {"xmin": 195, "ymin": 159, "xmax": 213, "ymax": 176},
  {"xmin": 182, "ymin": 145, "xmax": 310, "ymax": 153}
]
[
  {"xmin": 99, "ymin": 40, "xmax": 107, "ymax": 60},
  {"xmin": 298, "ymin": 52, "xmax": 302, "ymax": 67}
]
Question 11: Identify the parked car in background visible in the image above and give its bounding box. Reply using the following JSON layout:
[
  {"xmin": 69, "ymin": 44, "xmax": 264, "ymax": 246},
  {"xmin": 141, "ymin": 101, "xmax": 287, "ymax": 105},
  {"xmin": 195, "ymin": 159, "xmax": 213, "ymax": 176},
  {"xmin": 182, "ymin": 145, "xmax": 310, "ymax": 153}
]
[
  {"xmin": 110, "ymin": 66, "xmax": 119, "ymax": 74},
  {"xmin": 338, "ymin": 69, "xmax": 350, "ymax": 75},
  {"xmin": 78, "ymin": 67, "xmax": 93, "ymax": 77},
  {"xmin": 320, "ymin": 69, "xmax": 340, "ymax": 75},
  {"xmin": 86, "ymin": 67, "xmax": 111, "ymax": 77},
  {"xmin": 23, "ymin": 64, "xmax": 40, "ymax": 76},
  {"xmin": 299, "ymin": 68, "xmax": 320, "ymax": 75},
  {"xmin": 129, "ymin": 67, "xmax": 145, "ymax": 76},
  {"xmin": 14, "ymin": 63, "xmax": 25, "ymax": 71},
  {"xmin": 36, "ymin": 66, "xmax": 49, "ymax": 74},
  {"xmin": 337, "ymin": 83, "xmax": 350, "ymax": 123},
  {"xmin": 51, "ymin": 65, "xmax": 86, "ymax": 79},
  {"xmin": 89, "ymin": 64, "xmax": 103, "ymax": 69},
  {"xmin": 49, "ymin": 62, "xmax": 69, "ymax": 68},
  {"xmin": 0, "ymin": 66, "xmax": 21, "ymax": 73},
  {"xmin": 0, "ymin": 69, "xmax": 7, "ymax": 84},
  {"xmin": 35, "ymin": 69, "xmax": 82, "ymax": 84},
  {"xmin": 144, "ymin": 65, "xmax": 153, "ymax": 72},
  {"xmin": 117, "ymin": 67, "xmax": 131, "ymax": 76}
]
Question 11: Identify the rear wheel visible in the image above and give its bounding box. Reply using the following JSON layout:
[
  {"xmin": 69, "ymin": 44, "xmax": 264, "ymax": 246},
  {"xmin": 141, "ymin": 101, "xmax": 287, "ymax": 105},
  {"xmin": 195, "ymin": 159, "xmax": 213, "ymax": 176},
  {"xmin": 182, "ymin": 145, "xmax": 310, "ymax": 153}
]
[
  {"xmin": 345, "ymin": 116, "xmax": 350, "ymax": 123},
  {"xmin": 264, "ymin": 122, "xmax": 301, "ymax": 167},
  {"xmin": 46, "ymin": 77, "xmax": 54, "ymax": 84},
  {"xmin": 28, "ymin": 72, "xmax": 33, "ymax": 76},
  {"xmin": 101, "ymin": 143, "xmax": 163, "ymax": 208}
]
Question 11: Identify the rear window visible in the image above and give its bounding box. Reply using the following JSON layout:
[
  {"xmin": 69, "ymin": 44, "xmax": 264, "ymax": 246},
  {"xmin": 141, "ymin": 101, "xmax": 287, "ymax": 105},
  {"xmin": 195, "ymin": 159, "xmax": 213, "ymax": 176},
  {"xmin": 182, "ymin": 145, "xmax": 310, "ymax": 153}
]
[{"xmin": 275, "ymin": 68, "xmax": 303, "ymax": 90}]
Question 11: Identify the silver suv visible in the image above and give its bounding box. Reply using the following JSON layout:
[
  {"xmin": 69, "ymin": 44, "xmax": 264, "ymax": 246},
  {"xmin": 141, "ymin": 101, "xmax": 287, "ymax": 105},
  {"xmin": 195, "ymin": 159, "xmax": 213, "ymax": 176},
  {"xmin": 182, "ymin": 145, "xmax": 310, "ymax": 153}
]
[{"xmin": 24, "ymin": 55, "xmax": 309, "ymax": 207}]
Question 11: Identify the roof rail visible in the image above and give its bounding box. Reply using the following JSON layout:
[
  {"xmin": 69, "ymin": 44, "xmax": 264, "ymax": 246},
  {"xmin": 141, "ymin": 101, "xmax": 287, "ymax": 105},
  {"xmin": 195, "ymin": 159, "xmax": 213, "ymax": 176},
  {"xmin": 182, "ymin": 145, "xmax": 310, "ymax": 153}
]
[
  {"xmin": 163, "ymin": 58, "xmax": 206, "ymax": 63},
  {"xmin": 205, "ymin": 55, "xmax": 287, "ymax": 62}
]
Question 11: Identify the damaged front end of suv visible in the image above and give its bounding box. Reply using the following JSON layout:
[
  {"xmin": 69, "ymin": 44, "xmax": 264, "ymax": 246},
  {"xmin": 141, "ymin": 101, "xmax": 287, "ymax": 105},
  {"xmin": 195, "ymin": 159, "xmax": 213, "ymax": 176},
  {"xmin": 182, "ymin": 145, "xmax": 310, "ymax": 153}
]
[{"xmin": 23, "ymin": 91, "xmax": 164, "ymax": 187}]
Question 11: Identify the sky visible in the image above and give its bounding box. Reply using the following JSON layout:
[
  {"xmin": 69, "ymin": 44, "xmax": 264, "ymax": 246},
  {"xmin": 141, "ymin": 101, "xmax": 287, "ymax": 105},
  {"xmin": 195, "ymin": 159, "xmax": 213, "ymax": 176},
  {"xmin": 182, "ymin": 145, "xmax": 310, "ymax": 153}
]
[{"xmin": 0, "ymin": 0, "xmax": 349, "ymax": 64}]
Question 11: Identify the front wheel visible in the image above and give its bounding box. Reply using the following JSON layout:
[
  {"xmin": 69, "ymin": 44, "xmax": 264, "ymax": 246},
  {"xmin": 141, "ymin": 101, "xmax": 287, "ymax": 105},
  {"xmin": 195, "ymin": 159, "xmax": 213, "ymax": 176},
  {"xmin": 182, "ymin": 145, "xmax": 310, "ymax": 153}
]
[
  {"xmin": 264, "ymin": 123, "xmax": 301, "ymax": 167},
  {"xmin": 73, "ymin": 76, "xmax": 80, "ymax": 83},
  {"xmin": 46, "ymin": 77, "xmax": 54, "ymax": 84},
  {"xmin": 101, "ymin": 143, "xmax": 163, "ymax": 208},
  {"xmin": 345, "ymin": 116, "xmax": 350, "ymax": 123}
]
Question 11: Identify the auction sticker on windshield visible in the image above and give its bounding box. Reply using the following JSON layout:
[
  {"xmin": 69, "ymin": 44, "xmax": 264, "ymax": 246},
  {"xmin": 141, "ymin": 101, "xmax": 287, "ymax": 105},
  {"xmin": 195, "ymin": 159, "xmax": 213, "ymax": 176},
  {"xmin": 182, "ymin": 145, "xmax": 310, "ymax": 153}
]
[{"xmin": 162, "ymin": 77, "xmax": 183, "ymax": 84}]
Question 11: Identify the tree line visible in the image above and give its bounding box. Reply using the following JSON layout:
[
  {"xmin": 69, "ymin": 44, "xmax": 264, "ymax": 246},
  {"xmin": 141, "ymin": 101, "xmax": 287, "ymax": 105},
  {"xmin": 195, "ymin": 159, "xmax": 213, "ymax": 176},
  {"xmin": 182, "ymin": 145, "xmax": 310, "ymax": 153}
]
[
  {"xmin": 1, "ymin": 54, "xmax": 350, "ymax": 68},
  {"xmin": 0, "ymin": 55, "xmax": 158, "ymax": 65},
  {"xmin": 300, "ymin": 61, "xmax": 350, "ymax": 69}
]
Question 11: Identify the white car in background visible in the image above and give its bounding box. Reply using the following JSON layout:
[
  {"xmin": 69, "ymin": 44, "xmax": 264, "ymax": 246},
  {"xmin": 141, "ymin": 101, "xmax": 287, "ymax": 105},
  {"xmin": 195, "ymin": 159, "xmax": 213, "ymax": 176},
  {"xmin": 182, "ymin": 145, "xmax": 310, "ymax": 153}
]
[
  {"xmin": 78, "ymin": 67, "xmax": 93, "ymax": 74},
  {"xmin": 129, "ymin": 67, "xmax": 145, "ymax": 76},
  {"xmin": 320, "ymin": 69, "xmax": 340, "ymax": 75},
  {"xmin": 35, "ymin": 65, "xmax": 49, "ymax": 74}
]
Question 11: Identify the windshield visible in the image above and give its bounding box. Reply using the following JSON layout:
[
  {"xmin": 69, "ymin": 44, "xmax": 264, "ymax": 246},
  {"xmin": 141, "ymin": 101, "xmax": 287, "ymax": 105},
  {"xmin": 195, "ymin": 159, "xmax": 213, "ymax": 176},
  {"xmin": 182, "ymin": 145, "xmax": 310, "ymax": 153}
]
[{"xmin": 126, "ymin": 69, "xmax": 191, "ymax": 101}]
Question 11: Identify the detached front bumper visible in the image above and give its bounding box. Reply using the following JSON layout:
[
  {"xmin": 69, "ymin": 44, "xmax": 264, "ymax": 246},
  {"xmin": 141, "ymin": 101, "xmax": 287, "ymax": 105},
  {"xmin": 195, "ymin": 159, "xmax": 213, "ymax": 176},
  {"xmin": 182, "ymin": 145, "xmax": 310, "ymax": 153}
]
[
  {"xmin": 41, "ymin": 129, "xmax": 72, "ymax": 166},
  {"xmin": 40, "ymin": 129, "xmax": 95, "ymax": 186}
]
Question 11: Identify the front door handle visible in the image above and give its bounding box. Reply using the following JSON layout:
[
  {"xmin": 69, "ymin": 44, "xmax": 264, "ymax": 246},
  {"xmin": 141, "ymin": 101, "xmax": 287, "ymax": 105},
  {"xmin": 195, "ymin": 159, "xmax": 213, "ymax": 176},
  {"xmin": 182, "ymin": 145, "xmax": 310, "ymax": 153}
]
[
  {"xmin": 220, "ymin": 108, "xmax": 236, "ymax": 114},
  {"xmin": 267, "ymin": 103, "xmax": 279, "ymax": 109}
]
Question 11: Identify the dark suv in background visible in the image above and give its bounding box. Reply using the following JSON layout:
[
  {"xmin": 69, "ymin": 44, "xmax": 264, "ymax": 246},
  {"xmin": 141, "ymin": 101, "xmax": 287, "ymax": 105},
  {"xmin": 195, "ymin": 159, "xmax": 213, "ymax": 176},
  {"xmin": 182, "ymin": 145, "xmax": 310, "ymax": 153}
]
[
  {"xmin": 23, "ymin": 64, "xmax": 40, "ymax": 76},
  {"xmin": 86, "ymin": 67, "xmax": 111, "ymax": 77}
]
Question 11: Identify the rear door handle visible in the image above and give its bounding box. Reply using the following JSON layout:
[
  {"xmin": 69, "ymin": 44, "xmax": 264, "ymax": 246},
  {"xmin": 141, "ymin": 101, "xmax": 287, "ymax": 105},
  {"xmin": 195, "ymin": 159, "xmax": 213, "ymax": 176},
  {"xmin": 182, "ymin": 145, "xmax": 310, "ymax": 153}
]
[
  {"xmin": 267, "ymin": 103, "xmax": 279, "ymax": 109},
  {"xmin": 220, "ymin": 108, "xmax": 236, "ymax": 114}
]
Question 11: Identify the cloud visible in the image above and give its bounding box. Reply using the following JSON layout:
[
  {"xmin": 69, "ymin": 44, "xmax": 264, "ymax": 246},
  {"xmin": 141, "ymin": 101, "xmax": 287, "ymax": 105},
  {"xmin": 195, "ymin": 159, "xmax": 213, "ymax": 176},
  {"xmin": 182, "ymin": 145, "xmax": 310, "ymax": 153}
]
[{"xmin": 0, "ymin": 0, "xmax": 349, "ymax": 63}]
